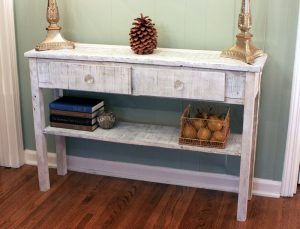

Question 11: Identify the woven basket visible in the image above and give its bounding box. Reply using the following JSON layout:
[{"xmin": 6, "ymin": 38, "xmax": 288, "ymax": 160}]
[{"xmin": 179, "ymin": 105, "xmax": 230, "ymax": 149}]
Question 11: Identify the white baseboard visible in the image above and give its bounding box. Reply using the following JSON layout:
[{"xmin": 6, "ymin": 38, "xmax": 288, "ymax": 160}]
[{"xmin": 24, "ymin": 149, "xmax": 281, "ymax": 198}]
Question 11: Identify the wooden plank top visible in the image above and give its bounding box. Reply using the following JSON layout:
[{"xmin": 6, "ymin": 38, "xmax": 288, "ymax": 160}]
[
  {"xmin": 25, "ymin": 43, "xmax": 267, "ymax": 73},
  {"xmin": 44, "ymin": 122, "xmax": 242, "ymax": 156}
]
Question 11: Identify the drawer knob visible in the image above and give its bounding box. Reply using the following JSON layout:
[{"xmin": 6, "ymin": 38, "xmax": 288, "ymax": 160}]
[
  {"xmin": 174, "ymin": 80, "xmax": 184, "ymax": 91},
  {"xmin": 84, "ymin": 74, "xmax": 95, "ymax": 84}
]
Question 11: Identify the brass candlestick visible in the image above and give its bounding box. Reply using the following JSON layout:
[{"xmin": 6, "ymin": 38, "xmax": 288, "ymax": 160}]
[
  {"xmin": 36, "ymin": 0, "xmax": 75, "ymax": 51},
  {"xmin": 221, "ymin": 0, "xmax": 264, "ymax": 64}
]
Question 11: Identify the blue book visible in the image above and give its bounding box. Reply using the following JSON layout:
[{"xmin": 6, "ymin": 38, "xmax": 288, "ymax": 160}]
[{"xmin": 49, "ymin": 96, "xmax": 104, "ymax": 113}]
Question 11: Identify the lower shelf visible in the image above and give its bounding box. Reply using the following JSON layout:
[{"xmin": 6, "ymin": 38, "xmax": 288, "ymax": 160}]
[{"xmin": 44, "ymin": 122, "xmax": 242, "ymax": 156}]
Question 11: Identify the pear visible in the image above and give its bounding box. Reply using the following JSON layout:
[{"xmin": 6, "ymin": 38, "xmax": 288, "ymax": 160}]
[
  {"xmin": 182, "ymin": 121, "xmax": 197, "ymax": 139},
  {"xmin": 197, "ymin": 127, "xmax": 212, "ymax": 140},
  {"xmin": 211, "ymin": 131, "xmax": 226, "ymax": 142},
  {"xmin": 192, "ymin": 119, "xmax": 206, "ymax": 130},
  {"xmin": 208, "ymin": 116, "xmax": 223, "ymax": 131}
]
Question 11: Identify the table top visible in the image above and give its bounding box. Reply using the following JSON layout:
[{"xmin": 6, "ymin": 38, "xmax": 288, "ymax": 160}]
[{"xmin": 25, "ymin": 43, "xmax": 267, "ymax": 73}]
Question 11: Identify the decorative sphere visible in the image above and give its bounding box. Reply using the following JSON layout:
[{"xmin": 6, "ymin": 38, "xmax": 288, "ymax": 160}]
[{"xmin": 97, "ymin": 111, "xmax": 116, "ymax": 129}]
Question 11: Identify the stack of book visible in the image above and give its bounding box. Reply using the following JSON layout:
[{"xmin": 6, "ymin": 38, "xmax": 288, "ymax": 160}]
[{"xmin": 49, "ymin": 96, "xmax": 104, "ymax": 131}]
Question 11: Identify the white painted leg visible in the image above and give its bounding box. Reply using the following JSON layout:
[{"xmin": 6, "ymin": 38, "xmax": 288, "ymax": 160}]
[
  {"xmin": 248, "ymin": 95, "xmax": 259, "ymax": 200},
  {"xmin": 237, "ymin": 73, "xmax": 256, "ymax": 221},
  {"xmin": 248, "ymin": 73, "xmax": 262, "ymax": 200},
  {"xmin": 29, "ymin": 59, "xmax": 50, "ymax": 192},
  {"xmin": 53, "ymin": 89, "xmax": 67, "ymax": 176},
  {"xmin": 55, "ymin": 136, "xmax": 67, "ymax": 175}
]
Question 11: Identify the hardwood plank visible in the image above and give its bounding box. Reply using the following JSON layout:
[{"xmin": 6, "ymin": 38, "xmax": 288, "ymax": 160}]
[
  {"xmin": 114, "ymin": 183, "xmax": 168, "ymax": 228},
  {"xmin": 88, "ymin": 180, "xmax": 145, "ymax": 228},
  {"xmin": 179, "ymin": 189, "xmax": 224, "ymax": 229},
  {"xmin": 257, "ymin": 197, "xmax": 283, "ymax": 229},
  {"xmin": 1, "ymin": 166, "xmax": 300, "ymax": 228},
  {"xmin": 0, "ymin": 166, "xmax": 34, "ymax": 197},
  {"xmin": 212, "ymin": 192, "xmax": 241, "ymax": 229},
  {"xmin": 0, "ymin": 168, "xmax": 69, "ymax": 228},
  {"xmin": 16, "ymin": 172, "xmax": 86, "ymax": 228},
  {"xmin": 54, "ymin": 176, "xmax": 130, "ymax": 229},
  {"xmin": 281, "ymin": 194, "xmax": 300, "ymax": 229},
  {"xmin": 30, "ymin": 174, "xmax": 104, "ymax": 229},
  {"xmin": 144, "ymin": 185, "xmax": 196, "ymax": 229},
  {"xmin": 0, "ymin": 170, "xmax": 38, "ymax": 227}
]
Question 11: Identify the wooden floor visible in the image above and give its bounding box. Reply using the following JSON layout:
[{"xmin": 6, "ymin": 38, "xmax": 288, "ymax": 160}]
[{"xmin": 0, "ymin": 166, "xmax": 299, "ymax": 229}]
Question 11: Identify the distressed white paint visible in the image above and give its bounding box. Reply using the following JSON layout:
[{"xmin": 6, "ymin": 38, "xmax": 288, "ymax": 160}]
[
  {"xmin": 25, "ymin": 43, "xmax": 267, "ymax": 73},
  {"xmin": 53, "ymin": 89, "xmax": 67, "ymax": 176},
  {"xmin": 0, "ymin": 0, "xmax": 24, "ymax": 167},
  {"xmin": 226, "ymin": 71, "xmax": 246, "ymax": 100},
  {"xmin": 132, "ymin": 67, "xmax": 225, "ymax": 101},
  {"xmin": 237, "ymin": 72, "xmax": 257, "ymax": 221},
  {"xmin": 24, "ymin": 150, "xmax": 282, "ymax": 198},
  {"xmin": 29, "ymin": 59, "xmax": 50, "ymax": 191},
  {"xmin": 44, "ymin": 122, "xmax": 242, "ymax": 156},
  {"xmin": 282, "ymin": 2, "xmax": 300, "ymax": 197},
  {"xmin": 36, "ymin": 59, "xmax": 247, "ymax": 104},
  {"xmin": 25, "ymin": 43, "xmax": 266, "ymax": 221},
  {"xmin": 248, "ymin": 73, "xmax": 262, "ymax": 200},
  {"xmin": 37, "ymin": 60, "xmax": 132, "ymax": 94}
]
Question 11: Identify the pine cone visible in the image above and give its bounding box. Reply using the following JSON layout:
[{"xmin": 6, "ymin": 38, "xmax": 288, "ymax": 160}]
[{"xmin": 129, "ymin": 14, "xmax": 158, "ymax": 55}]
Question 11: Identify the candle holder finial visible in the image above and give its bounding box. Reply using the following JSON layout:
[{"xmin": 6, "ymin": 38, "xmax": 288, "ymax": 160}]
[
  {"xmin": 221, "ymin": 0, "xmax": 263, "ymax": 64},
  {"xmin": 36, "ymin": 0, "xmax": 75, "ymax": 51}
]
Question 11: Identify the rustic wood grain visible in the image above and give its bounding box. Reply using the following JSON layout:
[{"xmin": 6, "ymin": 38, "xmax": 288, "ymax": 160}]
[
  {"xmin": 145, "ymin": 186, "xmax": 196, "ymax": 229},
  {"xmin": 53, "ymin": 89, "xmax": 68, "ymax": 176},
  {"xmin": 132, "ymin": 67, "xmax": 226, "ymax": 101},
  {"xmin": 0, "ymin": 168, "xmax": 68, "ymax": 228},
  {"xmin": 26, "ymin": 43, "xmax": 266, "ymax": 221},
  {"xmin": 58, "ymin": 177, "xmax": 129, "ymax": 229},
  {"xmin": 29, "ymin": 58, "xmax": 50, "ymax": 192},
  {"xmin": 24, "ymin": 43, "xmax": 267, "ymax": 73},
  {"xmin": 44, "ymin": 123, "xmax": 243, "ymax": 156},
  {"xmin": 114, "ymin": 183, "xmax": 168, "ymax": 228},
  {"xmin": 0, "ymin": 166, "xmax": 33, "ymax": 198},
  {"xmin": 237, "ymin": 72, "xmax": 258, "ymax": 221},
  {"xmin": 16, "ymin": 172, "xmax": 84, "ymax": 229},
  {"xmin": 179, "ymin": 189, "xmax": 224, "ymax": 229},
  {"xmin": 29, "ymin": 174, "xmax": 103, "ymax": 229},
  {"xmin": 1, "ymin": 166, "xmax": 300, "ymax": 229}
]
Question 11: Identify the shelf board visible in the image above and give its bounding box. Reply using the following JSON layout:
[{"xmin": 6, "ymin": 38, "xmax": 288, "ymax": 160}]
[{"xmin": 44, "ymin": 122, "xmax": 242, "ymax": 156}]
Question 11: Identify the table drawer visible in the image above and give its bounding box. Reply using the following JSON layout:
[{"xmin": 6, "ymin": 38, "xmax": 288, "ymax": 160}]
[
  {"xmin": 68, "ymin": 63, "xmax": 131, "ymax": 94},
  {"xmin": 132, "ymin": 67, "xmax": 225, "ymax": 101},
  {"xmin": 37, "ymin": 60, "xmax": 132, "ymax": 94},
  {"xmin": 37, "ymin": 61, "xmax": 69, "ymax": 89}
]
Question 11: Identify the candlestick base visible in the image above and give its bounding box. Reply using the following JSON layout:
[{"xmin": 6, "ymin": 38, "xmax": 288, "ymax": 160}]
[
  {"xmin": 221, "ymin": 32, "xmax": 263, "ymax": 64},
  {"xmin": 36, "ymin": 29, "xmax": 75, "ymax": 51}
]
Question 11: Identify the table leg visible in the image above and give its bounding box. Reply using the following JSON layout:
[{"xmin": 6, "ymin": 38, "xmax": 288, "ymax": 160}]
[
  {"xmin": 237, "ymin": 72, "xmax": 256, "ymax": 221},
  {"xmin": 53, "ymin": 89, "xmax": 67, "ymax": 176},
  {"xmin": 248, "ymin": 73, "xmax": 262, "ymax": 200},
  {"xmin": 29, "ymin": 59, "xmax": 50, "ymax": 191}
]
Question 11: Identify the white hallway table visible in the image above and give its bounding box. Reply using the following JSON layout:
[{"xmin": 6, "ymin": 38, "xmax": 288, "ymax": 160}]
[{"xmin": 25, "ymin": 44, "xmax": 267, "ymax": 221}]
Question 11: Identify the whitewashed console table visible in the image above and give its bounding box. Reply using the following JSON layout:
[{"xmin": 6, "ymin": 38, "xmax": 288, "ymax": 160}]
[{"xmin": 25, "ymin": 44, "xmax": 267, "ymax": 221}]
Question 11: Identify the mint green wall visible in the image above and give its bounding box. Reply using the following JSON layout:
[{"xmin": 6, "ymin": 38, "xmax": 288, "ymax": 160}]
[{"xmin": 14, "ymin": 0, "xmax": 299, "ymax": 180}]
